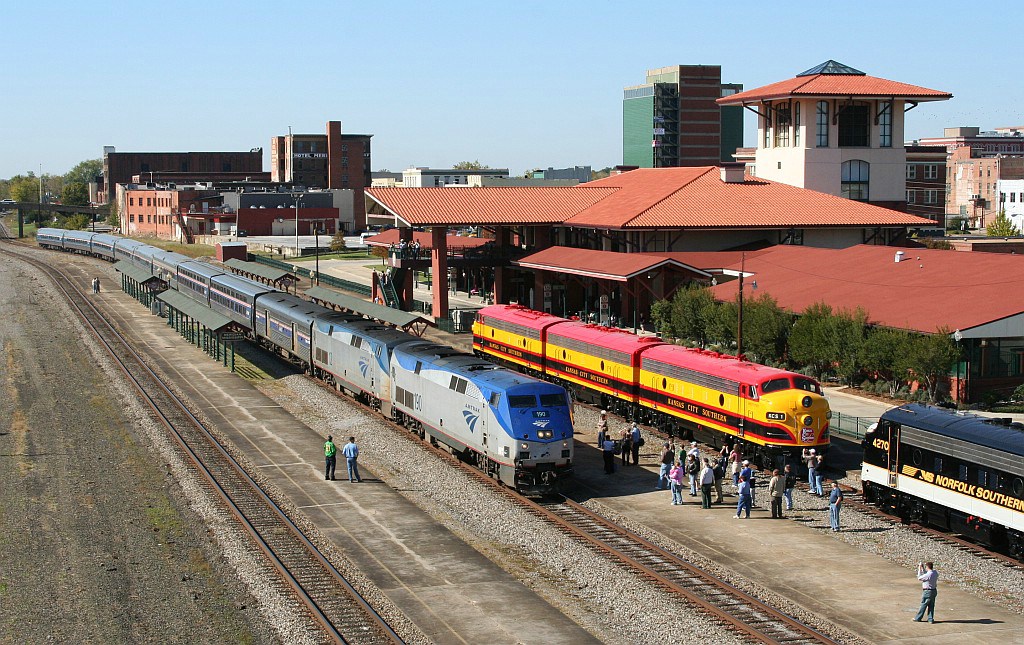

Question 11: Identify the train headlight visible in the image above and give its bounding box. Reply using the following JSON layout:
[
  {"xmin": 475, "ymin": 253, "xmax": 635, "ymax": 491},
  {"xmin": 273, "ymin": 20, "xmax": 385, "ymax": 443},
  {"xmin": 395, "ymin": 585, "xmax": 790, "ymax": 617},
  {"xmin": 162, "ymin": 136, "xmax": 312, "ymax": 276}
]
[
  {"xmin": 802, "ymin": 415, "xmax": 813, "ymax": 427},
  {"xmin": 521, "ymin": 443, "xmax": 529, "ymax": 450},
  {"xmin": 563, "ymin": 441, "xmax": 569, "ymax": 448},
  {"xmin": 802, "ymin": 396, "xmax": 813, "ymax": 408}
]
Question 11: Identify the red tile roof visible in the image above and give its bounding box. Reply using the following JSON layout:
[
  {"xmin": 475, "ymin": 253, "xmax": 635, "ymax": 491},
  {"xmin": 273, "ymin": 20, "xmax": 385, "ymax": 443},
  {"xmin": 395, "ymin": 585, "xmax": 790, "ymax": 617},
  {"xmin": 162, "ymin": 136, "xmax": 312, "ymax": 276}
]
[
  {"xmin": 567, "ymin": 168, "xmax": 933, "ymax": 229},
  {"xmin": 366, "ymin": 168, "xmax": 934, "ymax": 230},
  {"xmin": 717, "ymin": 73, "xmax": 951, "ymax": 105},
  {"xmin": 515, "ymin": 246, "xmax": 710, "ymax": 282},
  {"xmin": 365, "ymin": 186, "xmax": 615, "ymax": 226},
  {"xmin": 706, "ymin": 245, "xmax": 1024, "ymax": 334}
]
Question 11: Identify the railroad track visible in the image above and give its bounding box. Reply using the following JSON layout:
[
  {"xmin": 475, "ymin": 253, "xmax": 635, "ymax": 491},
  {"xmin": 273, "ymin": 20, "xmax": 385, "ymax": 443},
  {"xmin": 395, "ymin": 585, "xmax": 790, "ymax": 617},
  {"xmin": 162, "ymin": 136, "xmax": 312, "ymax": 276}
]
[
  {"xmin": 302, "ymin": 377, "xmax": 838, "ymax": 644},
  {"xmin": 842, "ymin": 487, "xmax": 1024, "ymax": 570},
  {"xmin": 1, "ymin": 239, "xmax": 403, "ymax": 645}
]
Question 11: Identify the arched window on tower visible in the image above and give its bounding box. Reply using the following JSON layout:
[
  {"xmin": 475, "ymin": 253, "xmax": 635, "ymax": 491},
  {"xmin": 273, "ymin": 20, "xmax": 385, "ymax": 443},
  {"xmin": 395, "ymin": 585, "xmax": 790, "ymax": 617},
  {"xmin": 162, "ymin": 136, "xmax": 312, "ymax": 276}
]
[{"xmin": 841, "ymin": 160, "xmax": 870, "ymax": 201}]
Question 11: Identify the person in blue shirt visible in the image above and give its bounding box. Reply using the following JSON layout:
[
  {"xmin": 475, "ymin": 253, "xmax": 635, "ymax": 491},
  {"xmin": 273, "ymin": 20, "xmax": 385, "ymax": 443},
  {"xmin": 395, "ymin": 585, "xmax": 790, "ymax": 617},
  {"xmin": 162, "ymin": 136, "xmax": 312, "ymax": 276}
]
[
  {"xmin": 735, "ymin": 474, "xmax": 752, "ymax": 518},
  {"xmin": 739, "ymin": 460, "xmax": 756, "ymax": 505},
  {"xmin": 629, "ymin": 422, "xmax": 642, "ymax": 465},
  {"xmin": 342, "ymin": 436, "xmax": 362, "ymax": 483},
  {"xmin": 828, "ymin": 481, "xmax": 844, "ymax": 531}
]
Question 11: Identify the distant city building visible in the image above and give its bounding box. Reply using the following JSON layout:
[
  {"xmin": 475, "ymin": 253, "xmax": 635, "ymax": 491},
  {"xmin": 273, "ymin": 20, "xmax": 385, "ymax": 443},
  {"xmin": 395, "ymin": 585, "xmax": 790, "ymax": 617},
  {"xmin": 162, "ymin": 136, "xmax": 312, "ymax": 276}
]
[
  {"xmin": 469, "ymin": 176, "xmax": 579, "ymax": 187},
  {"xmin": 269, "ymin": 121, "xmax": 372, "ymax": 230},
  {"xmin": 371, "ymin": 171, "xmax": 404, "ymax": 187},
  {"xmin": 101, "ymin": 147, "xmax": 263, "ymax": 204},
  {"xmin": 998, "ymin": 179, "xmax": 1024, "ymax": 230},
  {"xmin": 530, "ymin": 166, "xmax": 592, "ymax": 183},
  {"xmin": 718, "ymin": 60, "xmax": 952, "ymax": 210},
  {"xmin": 623, "ymin": 65, "xmax": 743, "ymax": 168},
  {"xmin": 118, "ymin": 183, "xmax": 353, "ymax": 241},
  {"xmin": 401, "ymin": 167, "xmax": 510, "ymax": 187},
  {"xmin": 904, "ymin": 145, "xmax": 948, "ymax": 225}
]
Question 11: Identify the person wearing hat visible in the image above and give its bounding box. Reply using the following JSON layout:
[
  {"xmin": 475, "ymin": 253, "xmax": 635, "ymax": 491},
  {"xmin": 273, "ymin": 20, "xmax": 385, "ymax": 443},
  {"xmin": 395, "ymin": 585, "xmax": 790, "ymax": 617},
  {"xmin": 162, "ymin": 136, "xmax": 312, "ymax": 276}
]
[
  {"xmin": 597, "ymin": 410, "xmax": 609, "ymax": 447},
  {"xmin": 803, "ymin": 448, "xmax": 819, "ymax": 495},
  {"xmin": 740, "ymin": 460, "xmax": 756, "ymax": 505}
]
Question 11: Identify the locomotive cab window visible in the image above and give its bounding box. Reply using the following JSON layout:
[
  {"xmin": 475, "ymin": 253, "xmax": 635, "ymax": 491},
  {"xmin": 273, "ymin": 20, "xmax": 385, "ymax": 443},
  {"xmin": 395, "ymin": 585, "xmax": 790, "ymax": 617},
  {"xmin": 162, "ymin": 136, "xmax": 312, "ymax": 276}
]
[
  {"xmin": 761, "ymin": 378, "xmax": 789, "ymax": 394},
  {"xmin": 509, "ymin": 395, "xmax": 536, "ymax": 408},
  {"xmin": 540, "ymin": 393, "xmax": 566, "ymax": 407},
  {"xmin": 793, "ymin": 377, "xmax": 821, "ymax": 393},
  {"xmin": 489, "ymin": 392, "xmax": 501, "ymax": 407}
]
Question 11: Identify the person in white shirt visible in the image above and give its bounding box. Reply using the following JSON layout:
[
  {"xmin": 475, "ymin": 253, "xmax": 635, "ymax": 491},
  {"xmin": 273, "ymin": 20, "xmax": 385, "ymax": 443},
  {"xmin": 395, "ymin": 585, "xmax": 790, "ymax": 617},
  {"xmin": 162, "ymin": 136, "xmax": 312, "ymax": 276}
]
[
  {"xmin": 698, "ymin": 459, "xmax": 716, "ymax": 508},
  {"xmin": 913, "ymin": 562, "xmax": 938, "ymax": 623}
]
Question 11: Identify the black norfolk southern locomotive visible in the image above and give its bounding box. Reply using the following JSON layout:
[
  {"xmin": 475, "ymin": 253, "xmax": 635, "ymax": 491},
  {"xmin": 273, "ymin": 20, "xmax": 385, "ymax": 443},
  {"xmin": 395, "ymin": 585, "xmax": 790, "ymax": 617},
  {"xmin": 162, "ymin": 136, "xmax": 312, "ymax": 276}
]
[{"xmin": 862, "ymin": 404, "xmax": 1024, "ymax": 559}]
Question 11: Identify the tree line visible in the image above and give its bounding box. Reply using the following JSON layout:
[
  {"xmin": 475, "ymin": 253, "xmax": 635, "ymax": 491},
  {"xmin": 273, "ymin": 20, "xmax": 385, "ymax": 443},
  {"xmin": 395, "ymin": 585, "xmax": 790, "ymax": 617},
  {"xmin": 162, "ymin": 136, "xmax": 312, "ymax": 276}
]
[
  {"xmin": 0, "ymin": 159, "xmax": 114, "ymax": 229},
  {"xmin": 650, "ymin": 284, "xmax": 960, "ymax": 403}
]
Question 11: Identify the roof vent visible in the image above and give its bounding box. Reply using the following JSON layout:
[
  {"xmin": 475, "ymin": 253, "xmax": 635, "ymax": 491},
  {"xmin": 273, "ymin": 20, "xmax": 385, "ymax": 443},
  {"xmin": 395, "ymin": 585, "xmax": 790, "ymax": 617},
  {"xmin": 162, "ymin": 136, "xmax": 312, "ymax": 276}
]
[
  {"xmin": 719, "ymin": 163, "xmax": 746, "ymax": 184},
  {"xmin": 895, "ymin": 251, "xmax": 905, "ymax": 263}
]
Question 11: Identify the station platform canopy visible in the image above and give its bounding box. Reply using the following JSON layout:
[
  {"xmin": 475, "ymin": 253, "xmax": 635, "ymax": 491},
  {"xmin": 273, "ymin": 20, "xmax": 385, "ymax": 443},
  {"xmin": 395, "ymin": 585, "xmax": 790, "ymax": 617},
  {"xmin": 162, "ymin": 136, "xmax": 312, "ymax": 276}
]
[
  {"xmin": 305, "ymin": 286, "xmax": 429, "ymax": 335},
  {"xmin": 114, "ymin": 260, "xmax": 165, "ymax": 288},
  {"xmin": 514, "ymin": 246, "xmax": 710, "ymax": 282},
  {"xmin": 224, "ymin": 258, "xmax": 295, "ymax": 286},
  {"xmin": 157, "ymin": 290, "xmax": 233, "ymax": 332}
]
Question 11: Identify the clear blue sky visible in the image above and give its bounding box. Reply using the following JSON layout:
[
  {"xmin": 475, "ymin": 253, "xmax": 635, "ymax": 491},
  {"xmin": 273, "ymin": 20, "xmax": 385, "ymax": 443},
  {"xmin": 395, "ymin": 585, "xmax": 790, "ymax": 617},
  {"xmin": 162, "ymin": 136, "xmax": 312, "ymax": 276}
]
[{"xmin": 2, "ymin": 0, "xmax": 1021, "ymax": 179}]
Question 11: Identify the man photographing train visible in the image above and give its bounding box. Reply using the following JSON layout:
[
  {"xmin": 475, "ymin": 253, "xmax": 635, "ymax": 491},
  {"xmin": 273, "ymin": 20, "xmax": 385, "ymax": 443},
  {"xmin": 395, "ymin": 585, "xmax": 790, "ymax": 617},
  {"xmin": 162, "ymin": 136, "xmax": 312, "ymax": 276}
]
[{"xmin": 913, "ymin": 562, "xmax": 938, "ymax": 623}]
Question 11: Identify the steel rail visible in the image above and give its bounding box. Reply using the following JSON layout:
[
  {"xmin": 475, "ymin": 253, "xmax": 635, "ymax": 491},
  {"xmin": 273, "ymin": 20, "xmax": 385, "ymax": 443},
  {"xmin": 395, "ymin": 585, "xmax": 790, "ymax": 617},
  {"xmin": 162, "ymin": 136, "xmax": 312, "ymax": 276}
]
[{"xmin": 1, "ymin": 241, "xmax": 401, "ymax": 644}]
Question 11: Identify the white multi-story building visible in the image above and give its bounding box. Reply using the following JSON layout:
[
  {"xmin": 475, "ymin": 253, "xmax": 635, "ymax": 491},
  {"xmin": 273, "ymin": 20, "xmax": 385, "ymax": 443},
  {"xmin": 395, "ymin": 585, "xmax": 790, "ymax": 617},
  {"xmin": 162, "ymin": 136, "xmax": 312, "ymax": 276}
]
[
  {"xmin": 998, "ymin": 179, "xmax": 1024, "ymax": 229},
  {"xmin": 717, "ymin": 60, "xmax": 951, "ymax": 208},
  {"xmin": 401, "ymin": 167, "xmax": 509, "ymax": 187}
]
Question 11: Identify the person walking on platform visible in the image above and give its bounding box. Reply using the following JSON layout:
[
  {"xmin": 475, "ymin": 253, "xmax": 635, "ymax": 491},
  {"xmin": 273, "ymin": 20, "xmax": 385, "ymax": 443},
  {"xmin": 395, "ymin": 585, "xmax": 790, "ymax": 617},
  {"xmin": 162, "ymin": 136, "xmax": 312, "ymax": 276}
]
[
  {"xmin": 602, "ymin": 436, "xmax": 616, "ymax": 474},
  {"xmin": 619, "ymin": 427, "xmax": 633, "ymax": 467},
  {"xmin": 914, "ymin": 562, "xmax": 939, "ymax": 623},
  {"xmin": 768, "ymin": 469, "xmax": 784, "ymax": 518},
  {"xmin": 668, "ymin": 461, "xmax": 684, "ymax": 505},
  {"xmin": 323, "ymin": 435, "xmax": 337, "ymax": 481},
  {"xmin": 597, "ymin": 410, "xmax": 608, "ymax": 446},
  {"xmin": 815, "ymin": 454, "xmax": 826, "ymax": 496},
  {"xmin": 729, "ymin": 443, "xmax": 743, "ymax": 486},
  {"xmin": 685, "ymin": 454, "xmax": 699, "ymax": 496},
  {"xmin": 828, "ymin": 481, "xmax": 843, "ymax": 531},
  {"xmin": 342, "ymin": 436, "xmax": 361, "ymax": 482},
  {"xmin": 804, "ymin": 448, "xmax": 818, "ymax": 494},
  {"xmin": 740, "ymin": 460, "xmax": 755, "ymax": 505},
  {"xmin": 735, "ymin": 475, "xmax": 752, "ymax": 518},
  {"xmin": 657, "ymin": 443, "xmax": 674, "ymax": 490},
  {"xmin": 712, "ymin": 455, "xmax": 726, "ymax": 503},
  {"xmin": 699, "ymin": 459, "xmax": 715, "ymax": 508},
  {"xmin": 629, "ymin": 422, "xmax": 642, "ymax": 465},
  {"xmin": 783, "ymin": 464, "xmax": 797, "ymax": 511}
]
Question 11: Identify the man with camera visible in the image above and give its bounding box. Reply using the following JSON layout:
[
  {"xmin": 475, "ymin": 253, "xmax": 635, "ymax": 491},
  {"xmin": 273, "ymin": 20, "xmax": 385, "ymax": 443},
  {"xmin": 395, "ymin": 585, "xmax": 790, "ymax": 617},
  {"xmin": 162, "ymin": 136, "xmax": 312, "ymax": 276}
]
[{"xmin": 913, "ymin": 561, "xmax": 938, "ymax": 623}]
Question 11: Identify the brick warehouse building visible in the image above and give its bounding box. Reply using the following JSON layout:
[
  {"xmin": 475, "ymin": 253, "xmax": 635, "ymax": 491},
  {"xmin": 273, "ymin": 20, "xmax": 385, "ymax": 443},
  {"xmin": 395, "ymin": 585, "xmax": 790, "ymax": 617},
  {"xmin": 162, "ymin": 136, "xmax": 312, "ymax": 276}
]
[
  {"xmin": 100, "ymin": 147, "xmax": 263, "ymax": 204},
  {"xmin": 270, "ymin": 121, "xmax": 373, "ymax": 231}
]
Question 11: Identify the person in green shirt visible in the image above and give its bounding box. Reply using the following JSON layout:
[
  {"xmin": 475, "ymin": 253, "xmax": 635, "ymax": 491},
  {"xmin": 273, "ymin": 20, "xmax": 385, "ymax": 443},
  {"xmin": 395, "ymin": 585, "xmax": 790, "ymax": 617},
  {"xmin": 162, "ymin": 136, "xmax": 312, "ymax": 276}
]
[{"xmin": 324, "ymin": 435, "xmax": 337, "ymax": 481}]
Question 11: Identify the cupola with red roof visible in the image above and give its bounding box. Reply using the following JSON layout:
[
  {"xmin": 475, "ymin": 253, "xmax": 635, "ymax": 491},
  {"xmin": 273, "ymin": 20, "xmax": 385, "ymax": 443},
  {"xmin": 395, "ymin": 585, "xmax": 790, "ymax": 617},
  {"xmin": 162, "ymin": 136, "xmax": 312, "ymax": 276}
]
[{"xmin": 717, "ymin": 61, "xmax": 951, "ymax": 210}]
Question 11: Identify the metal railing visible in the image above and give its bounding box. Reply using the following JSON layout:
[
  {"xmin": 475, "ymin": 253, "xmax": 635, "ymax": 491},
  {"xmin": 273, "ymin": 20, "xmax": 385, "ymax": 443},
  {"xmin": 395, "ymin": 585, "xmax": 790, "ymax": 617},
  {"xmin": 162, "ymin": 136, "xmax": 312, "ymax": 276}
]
[{"xmin": 829, "ymin": 411, "xmax": 875, "ymax": 440}]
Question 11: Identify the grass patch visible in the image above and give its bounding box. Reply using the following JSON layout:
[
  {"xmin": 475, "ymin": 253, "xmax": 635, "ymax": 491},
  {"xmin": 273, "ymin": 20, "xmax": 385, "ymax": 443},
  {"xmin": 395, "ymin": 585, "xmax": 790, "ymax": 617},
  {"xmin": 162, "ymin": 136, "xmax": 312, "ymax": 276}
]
[
  {"xmin": 145, "ymin": 497, "xmax": 186, "ymax": 536},
  {"xmin": 138, "ymin": 239, "xmax": 216, "ymax": 258}
]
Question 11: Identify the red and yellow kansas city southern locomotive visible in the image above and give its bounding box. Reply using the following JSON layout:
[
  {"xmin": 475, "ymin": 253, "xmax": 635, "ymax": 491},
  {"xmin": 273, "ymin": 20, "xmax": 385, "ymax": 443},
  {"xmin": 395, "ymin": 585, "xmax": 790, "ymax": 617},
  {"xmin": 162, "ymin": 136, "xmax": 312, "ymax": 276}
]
[{"xmin": 473, "ymin": 304, "xmax": 831, "ymax": 466}]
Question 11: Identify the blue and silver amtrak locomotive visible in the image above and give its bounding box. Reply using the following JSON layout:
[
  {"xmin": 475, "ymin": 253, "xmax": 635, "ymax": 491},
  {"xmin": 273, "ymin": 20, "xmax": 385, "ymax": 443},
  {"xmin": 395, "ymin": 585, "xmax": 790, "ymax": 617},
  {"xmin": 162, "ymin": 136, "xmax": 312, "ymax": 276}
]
[
  {"xmin": 36, "ymin": 228, "xmax": 576, "ymax": 494},
  {"xmin": 391, "ymin": 341, "xmax": 574, "ymax": 492}
]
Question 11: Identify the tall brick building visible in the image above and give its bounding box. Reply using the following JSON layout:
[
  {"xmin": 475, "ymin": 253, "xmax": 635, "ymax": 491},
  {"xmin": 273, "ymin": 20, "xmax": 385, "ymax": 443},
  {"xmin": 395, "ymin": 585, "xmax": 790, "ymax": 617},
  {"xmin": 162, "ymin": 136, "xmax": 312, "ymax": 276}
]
[
  {"xmin": 101, "ymin": 147, "xmax": 263, "ymax": 204},
  {"xmin": 270, "ymin": 121, "xmax": 372, "ymax": 230},
  {"xmin": 623, "ymin": 65, "xmax": 743, "ymax": 168}
]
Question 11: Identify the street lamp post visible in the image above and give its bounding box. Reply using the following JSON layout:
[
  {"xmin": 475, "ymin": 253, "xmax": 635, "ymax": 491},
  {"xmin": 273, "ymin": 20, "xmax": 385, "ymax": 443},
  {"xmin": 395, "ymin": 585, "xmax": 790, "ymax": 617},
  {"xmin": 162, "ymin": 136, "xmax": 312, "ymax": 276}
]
[
  {"xmin": 293, "ymin": 197, "xmax": 300, "ymax": 259},
  {"xmin": 314, "ymin": 226, "xmax": 320, "ymax": 286}
]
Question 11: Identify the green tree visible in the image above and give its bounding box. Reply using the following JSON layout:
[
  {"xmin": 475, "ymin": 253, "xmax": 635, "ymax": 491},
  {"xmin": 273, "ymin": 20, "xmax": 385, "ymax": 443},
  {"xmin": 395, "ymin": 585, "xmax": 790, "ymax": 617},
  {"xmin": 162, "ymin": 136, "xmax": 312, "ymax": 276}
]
[
  {"xmin": 740, "ymin": 292, "xmax": 791, "ymax": 364},
  {"xmin": 670, "ymin": 284, "xmax": 717, "ymax": 347},
  {"xmin": 63, "ymin": 159, "xmax": 103, "ymax": 185},
  {"xmin": 65, "ymin": 213, "xmax": 91, "ymax": 230},
  {"xmin": 860, "ymin": 327, "xmax": 913, "ymax": 396},
  {"xmin": 329, "ymin": 231, "xmax": 348, "ymax": 252},
  {"xmin": 905, "ymin": 327, "xmax": 960, "ymax": 402},
  {"xmin": 830, "ymin": 307, "xmax": 869, "ymax": 385},
  {"xmin": 452, "ymin": 160, "xmax": 490, "ymax": 170},
  {"xmin": 9, "ymin": 175, "xmax": 40, "ymax": 202},
  {"xmin": 61, "ymin": 182, "xmax": 89, "ymax": 207},
  {"xmin": 649, "ymin": 298, "xmax": 675, "ymax": 338},
  {"xmin": 106, "ymin": 200, "xmax": 120, "ymax": 228},
  {"xmin": 789, "ymin": 302, "xmax": 835, "ymax": 378},
  {"xmin": 987, "ymin": 209, "xmax": 1020, "ymax": 237}
]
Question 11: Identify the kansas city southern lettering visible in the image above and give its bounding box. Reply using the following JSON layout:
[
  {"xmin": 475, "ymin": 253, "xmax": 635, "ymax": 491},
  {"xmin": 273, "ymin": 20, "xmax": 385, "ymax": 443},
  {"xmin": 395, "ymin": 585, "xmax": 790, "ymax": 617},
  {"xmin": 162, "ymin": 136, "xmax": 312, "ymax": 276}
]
[
  {"xmin": 562, "ymin": 365, "xmax": 610, "ymax": 386},
  {"xmin": 665, "ymin": 398, "xmax": 727, "ymax": 424}
]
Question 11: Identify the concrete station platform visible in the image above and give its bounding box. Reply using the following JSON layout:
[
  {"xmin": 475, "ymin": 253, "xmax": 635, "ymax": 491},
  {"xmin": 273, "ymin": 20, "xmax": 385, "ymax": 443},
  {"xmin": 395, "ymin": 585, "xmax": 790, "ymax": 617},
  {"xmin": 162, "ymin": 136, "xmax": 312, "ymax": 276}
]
[
  {"xmin": 566, "ymin": 423, "xmax": 1024, "ymax": 644},
  {"xmin": 84, "ymin": 269, "xmax": 594, "ymax": 645}
]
